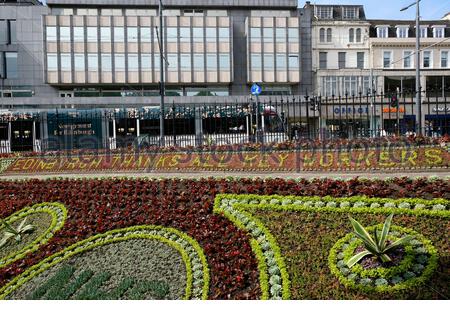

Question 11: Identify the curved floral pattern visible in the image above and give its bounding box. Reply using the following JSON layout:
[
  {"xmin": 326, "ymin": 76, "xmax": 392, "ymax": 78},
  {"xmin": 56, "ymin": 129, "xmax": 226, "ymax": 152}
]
[
  {"xmin": 0, "ymin": 225, "xmax": 209, "ymax": 300},
  {"xmin": 0, "ymin": 203, "xmax": 67, "ymax": 269},
  {"xmin": 328, "ymin": 225, "xmax": 439, "ymax": 293}
]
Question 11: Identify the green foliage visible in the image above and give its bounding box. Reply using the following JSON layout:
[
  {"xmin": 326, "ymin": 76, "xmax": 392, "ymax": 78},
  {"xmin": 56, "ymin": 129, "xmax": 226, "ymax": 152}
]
[
  {"xmin": 346, "ymin": 214, "xmax": 413, "ymax": 267},
  {"xmin": 0, "ymin": 217, "xmax": 36, "ymax": 249},
  {"xmin": 0, "ymin": 203, "xmax": 67, "ymax": 269},
  {"xmin": 0, "ymin": 225, "xmax": 209, "ymax": 300}
]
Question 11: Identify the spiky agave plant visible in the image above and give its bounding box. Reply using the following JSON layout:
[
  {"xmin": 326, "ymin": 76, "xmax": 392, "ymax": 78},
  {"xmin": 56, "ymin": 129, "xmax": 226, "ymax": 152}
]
[
  {"xmin": 0, "ymin": 217, "xmax": 35, "ymax": 249},
  {"xmin": 346, "ymin": 214, "xmax": 413, "ymax": 268}
]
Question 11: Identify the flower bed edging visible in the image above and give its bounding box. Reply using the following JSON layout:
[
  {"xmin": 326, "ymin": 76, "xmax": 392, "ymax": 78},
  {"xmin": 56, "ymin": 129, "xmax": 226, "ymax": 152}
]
[
  {"xmin": 0, "ymin": 203, "xmax": 67, "ymax": 269},
  {"xmin": 0, "ymin": 225, "xmax": 210, "ymax": 300},
  {"xmin": 328, "ymin": 225, "xmax": 439, "ymax": 293}
]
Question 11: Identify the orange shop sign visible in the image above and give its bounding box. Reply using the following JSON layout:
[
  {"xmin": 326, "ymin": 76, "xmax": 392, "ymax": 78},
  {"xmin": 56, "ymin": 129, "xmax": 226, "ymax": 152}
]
[{"xmin": 383, "ymin": 106, "xmax": 405, "ymax": 113}]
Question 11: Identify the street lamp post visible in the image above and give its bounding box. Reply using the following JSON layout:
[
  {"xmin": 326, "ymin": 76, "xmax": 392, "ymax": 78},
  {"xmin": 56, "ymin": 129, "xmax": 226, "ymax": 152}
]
[
  {"xmin": 158, "ymin": 0, "xmax": 165, "ymax": 146},
  {"xmin": 401, "ymin": 0, "xmax": 421, "ymax": 135}
]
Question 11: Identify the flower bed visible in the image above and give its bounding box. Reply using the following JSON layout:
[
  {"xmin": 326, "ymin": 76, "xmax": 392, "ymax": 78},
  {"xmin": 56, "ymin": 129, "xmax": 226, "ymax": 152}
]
[
  {"xmin": 0, "ymin": 177, "xmax": 448, "ymax": 299},
  {"xmin": 1, "ymin": 146, "xmax": 449, "ymax": 175}
]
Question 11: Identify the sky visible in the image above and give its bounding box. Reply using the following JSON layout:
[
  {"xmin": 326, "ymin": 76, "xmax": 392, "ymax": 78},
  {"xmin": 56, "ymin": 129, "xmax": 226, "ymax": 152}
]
[{"xmin": 303, "ymin": 0, "xmax": 450, "ymax": 20}]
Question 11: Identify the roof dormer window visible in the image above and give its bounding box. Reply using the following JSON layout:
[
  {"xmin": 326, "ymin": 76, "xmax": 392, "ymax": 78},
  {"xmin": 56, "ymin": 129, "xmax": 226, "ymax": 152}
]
[
  {"xmin": 377, "ymin": 26, "xmax": 388, "ymax": 38},
  {"xmin": 419, "ymin": 26, "xmax": 428, "ymax": 38},
  {"xmin": 433, "ymin": 26, "xmax": 445, "ymax": 38},
  {"xmin": 396, "ymin": 26, "xmax": 409, "ymax": 38},
  {"xmin": 343, "ymin": 7, "xmax": 358, "ymax": 20},
  {"xmin": 316, "ymin": 6, "xmax": 333, "ymax": 19}
]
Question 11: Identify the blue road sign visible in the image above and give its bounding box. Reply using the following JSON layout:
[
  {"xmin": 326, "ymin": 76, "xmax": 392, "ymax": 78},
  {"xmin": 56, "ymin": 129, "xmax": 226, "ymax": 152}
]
[{"xmin": 251, "ymin": 83, "xmax": 262, "ymax": 96}]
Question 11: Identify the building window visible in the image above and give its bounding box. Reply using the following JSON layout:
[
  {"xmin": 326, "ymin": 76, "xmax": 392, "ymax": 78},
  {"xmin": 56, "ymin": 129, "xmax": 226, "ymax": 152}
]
[
  {"xmin": 423, "ymin": 50, "xmax": 432, "ymax": 68},
  {"xmin": 326, "ymin": 28, "xmax": 332, "ymax": 42},
  {"xmin": 397, "ymin": 26, "xmax": 409, "ymax": 38},
  {"xmin": 343, "ymin": 7, "xmax": 358, "ymax": 20},
  {"xmin": 288, "ymin": 54, "xmax": 299, "ymax": 70},
  {"xmin": 219, "ymin": 53, "xmax": 230, "ymax": 71},
  {"xmin": 403, "ymin": 51, "xmax": 412, "ymax": 68},
  {"xmin": 193, "ymin": 54, "xmax": 204, "ymax": 71},
  {"xmin": 276, "ymin": 28, "xmax": 285, "ymax": 43},
  {"xmin": 46, "ymin": 26, "xmax": 57, "ymax": 42},
  {"xmin": 73, "ymin": 27, "xmax": 84, "ymax": 42},
  {"xmin": 219, "ymin": 28, "xmax": 230, "ymax": 42},
  {"xmin": 115, "ymin": 54, "xmax": 125, "ymax": 71},
  {"xmin": 207, "ymin": 54, "xmax": 216, "ymax": 70},
  {"xmin": 377, "ymin": 26, "xmax": 388, "ymax": 38},
  {"xmin": 5, "ymin": 52, "xmax": 19, "ymax": 79},
  {"xmin": 101, "ymin": 54, "xmax": 112, "ymax": 71},
  {"xmin": 383, "ymin": 51, "xmax": 392, "ymax": 68},
  {"xmin": 322, "ymin": 76, "xmax": 337, "ymax": 96},
  {"xmin": 206, "ymin": 27, "xmax": 216, "ymax": 43},
  {"xmin": 77, "ymin": 8, "xmax": 98, "ymax": 16},
  {"xmin": 316, "ymin": 6, "xmax": 333, "ymax": 19},
  {"xmin": 153, "ymin": 54, "xmax": 160, "ymax": 71},
  {"xmin": 343, "ymin": 76, "xmax": 358, "ymax": 95},
  {"xmin": 74, "ymin": 54, "xmax": 85, "ymax": 71},
  {"xmin": 349, "ymin": 28, "xmax": 354, "ymax": 42},
  {"xmin": 60, "ymin": 27, "xmax": 71, "ymax": 42},
  {"xmin": 251, "ymin": 54, "xmax": 261, "ymax": 70},
  {"xmin": 180, "ymin": 27, "xmax": 190, "ymax": 43},
  {"xmin": 60, "ymin": 53, "xmax": 71, "ymax": 71},
  {"xmin": 167, "ymin": 27, "xmax": 177, "ymax": 43},
  {"xmin": 0, "ymin": 20, "xmax": 7, "ymax": 44},
  {"xmin": 193, "ymin": 27, "xmax": 203, "ymax": 42},
  {"xmin": 441, "ymin": 51, "xmax": 449, "ymax": 68},
  {"xmin": 101, "ymin": 9, "xmax": 122, "ymax": 16},
  {"xmin": 319, "ymin": 28, "xmax": 325, "ymax": 43},
  {"xmin": 276, "ymin": 54, "xmax": 286, "ymax": 70},
  {"xmin": 47, "ymin": 53, "xmax": 58, "ymax": 71},
  {"xmin": 357, "ymin": 52, "xmax": 364, "ymax": 69},
  {"xmin": 356, "ymin": 28, "xmax": 361, "ymax": 42},
  {"xmin": 288, "ymin": 28, "xmax": 299, "ymax": 42},
  {"xmin": 180, "ymin": 54, "xmax": 191, "ymax": 71},
  {"xmin": 127, "ymin": 27, "xmax": 138, "ymax": 42},
  {"xmin": 263, "ymin": 27, "xmax": 273, "ymax": 43},
  {"xmin": 87, "ymin": 27, "xmax": 97, "ymax": 43},
  {"xmin": 141, "ymin": 54, "xmax": 151, "ymax": 71},
  {"xmin": 183, "ymin": 9, "xmax": 204, "ymax": 16},
  {"xmin": 8, "ymin": 20, "xmax": 16, "ymax": 44},
  {"xmin": 52, "ymin": 8, "xmax": 74, "ymax": 15},
  {"xmin": 263, "ymin": 54, "xmax": 274, "ymax": 70},
  {"xmin": 128, "ymin": 54, "xmax": 139, "ymax": 71},
  {"xmin": 141, "ymin": 27, "xmax": 151, "ymax": 42},
  {"xmin": 319, "ymin": 52, "xmax": 327, "ymax": 69},
  {"xmin": 338, "ymin": 52, "xmax": 346, "ymax": 69},
  {"xmin": 167, "ymin": 54, "xmax": 178, "ymax": 71},
  {"xmin": 114, "ymin": 27, "xmax": 124, "ymax": 42},
  {"xmin": 88, "ymin": 54, "xmax": 98, "ymax": 71},
  {"xmin": 101, "ymin": 27, "xmax": 111, "ymax": 42},
  {"xmin": 420, "ymin": 27, "xmax": 427, "ymax": 38},
  {"xmin": 250, "ymin": 27, "xmax": 261, "ymax": 40},
  {"xmin": 433, "ymin": 27, "xmax": 444, "ymax": 38}
]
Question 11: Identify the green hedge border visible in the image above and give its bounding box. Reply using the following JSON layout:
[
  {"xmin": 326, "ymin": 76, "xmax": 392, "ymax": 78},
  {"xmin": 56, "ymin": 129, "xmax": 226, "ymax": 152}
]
[
  {"xmin": 0, "ymin": 225, "xmax": 210, "ymax": 300},
  {"xmin": 0, "ymin": 203, "xmax": 67, "ymax": 269},
  {"xmin": 214, "ymin": 194, "xmax": 449, "ymax": 300},
  {"xmin": 328, "ymin": 225, "xmax": 439, "ymax": 293}
]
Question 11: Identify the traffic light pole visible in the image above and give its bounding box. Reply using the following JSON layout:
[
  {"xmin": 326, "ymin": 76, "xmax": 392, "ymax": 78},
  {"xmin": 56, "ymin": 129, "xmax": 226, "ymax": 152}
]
[
  {"xmin": 415, "ymin": 0, "xmax": 422, "ymax": 136},
  {"xmin": 159, "ymin": 0, "xmax": 165, "ymax": 147}
]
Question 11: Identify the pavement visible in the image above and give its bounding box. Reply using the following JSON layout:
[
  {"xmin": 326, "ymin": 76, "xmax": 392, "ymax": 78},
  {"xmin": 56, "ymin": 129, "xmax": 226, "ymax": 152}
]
[{"xmin": 0, "ymin": 169, "xmax": 449, "ymax": 180}]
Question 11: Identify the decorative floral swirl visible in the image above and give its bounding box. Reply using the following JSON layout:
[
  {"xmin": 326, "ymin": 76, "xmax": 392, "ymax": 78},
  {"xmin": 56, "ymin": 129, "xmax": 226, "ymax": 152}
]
[{"xmin": 0, "ymin": 225, "xmax": 209, "ymax": 300}]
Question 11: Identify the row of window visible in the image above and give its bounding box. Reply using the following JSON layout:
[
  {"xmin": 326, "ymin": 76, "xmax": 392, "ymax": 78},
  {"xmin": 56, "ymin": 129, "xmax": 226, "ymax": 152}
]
[
  {"xmin": 0, "ymin": 52, "xmax": 18, "ymax": 79},
  {"xmin": 47, "ymin": 53, "xmax": 231, "ymax": 72},
  {"xmin": 51, "ymin": 8, "xmax": 228, "ymax": 17},
  {"xmin": 319, "ymin": 52, "xmax": 365, "ymax": 69},
  {"xmin": 250, "ymin": 54, "xmax": 299, "ymax": 71},
  {"xmin": 0, "ymin": 20, "xmax": 16, "ymax": 45},
  {"xmin": 321, "ymin": 75, "xmax": 374, "ymax": 96},
  {"xmin": 319, "ymin": 28, "xmax": 363, "ymax": 43},
  {"xmin": 316, "ymin": 6, "xmax": 360, "ymax": 20},
  {"xmin": 46, "ymin": 26, "xmax": 230, "ymax": 43},
  {"xmin": 249, "ymin": 27, "xmax": 299, "ymax": 42},
  {"xmin": 383, "ymin": 50, "xmax": 449, "ymax": 69},
  {"xmin": 376, "ymin": 26, "xmax": 445, "ymax": 38}
]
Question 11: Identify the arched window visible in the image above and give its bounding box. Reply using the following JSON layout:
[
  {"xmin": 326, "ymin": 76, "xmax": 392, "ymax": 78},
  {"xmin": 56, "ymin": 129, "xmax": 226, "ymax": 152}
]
[
  {"xmin": 326, "ymin": 28, "xmax": 332, "ymax": 42},
  {"xmin": 349, "ymin": 28, "xmax": 354, "ymax": 42},
  {"xmin": 356, "ymin": 28, "xmax": 362, "ymax": 42},
  {"xmin": 319, "ymin": 28, "xmax": 325, "ymax": 42}
]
